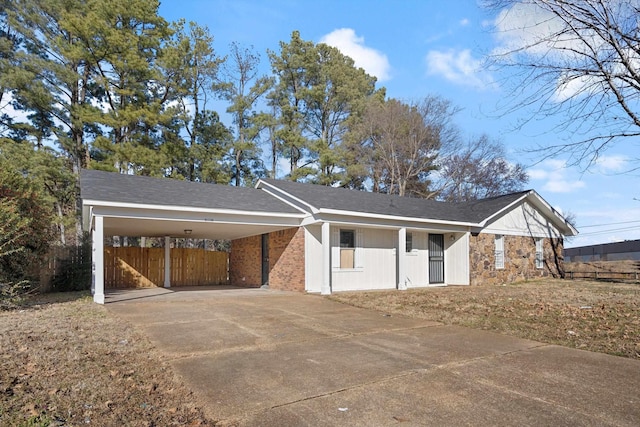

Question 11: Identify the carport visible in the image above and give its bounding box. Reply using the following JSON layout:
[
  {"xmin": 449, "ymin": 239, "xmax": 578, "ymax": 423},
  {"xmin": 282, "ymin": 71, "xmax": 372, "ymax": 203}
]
[{"xmin": 80, "ymin": 170, "xmax": 306, "ymax": 303}]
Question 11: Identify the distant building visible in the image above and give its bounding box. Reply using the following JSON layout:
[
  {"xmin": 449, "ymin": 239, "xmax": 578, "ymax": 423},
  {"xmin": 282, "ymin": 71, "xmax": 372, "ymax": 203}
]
[{"xmin": 565, "ymin": 239, "xmax": 640, "ymax": 262}]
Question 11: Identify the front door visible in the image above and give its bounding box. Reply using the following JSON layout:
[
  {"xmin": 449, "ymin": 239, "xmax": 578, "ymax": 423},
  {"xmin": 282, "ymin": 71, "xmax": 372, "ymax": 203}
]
[
  {"xmin": 261, "ymin": 233, "xmax": 269, "ymax": 286},
  {"xmin": 428, "ymin": 234, "xmax": 444, "ymax": 284}
]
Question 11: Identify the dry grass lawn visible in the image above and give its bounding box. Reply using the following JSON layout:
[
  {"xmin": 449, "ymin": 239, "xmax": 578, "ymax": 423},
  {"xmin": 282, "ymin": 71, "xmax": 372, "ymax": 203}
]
[
  {"xmin": 329, "ymin": 279, "xmax": 640, "ymax": 359},
  {"xmin": 565, "ymin": 260, "xmax": 640, "ymax": 281},
  {"xmin": 0, "ymin": 292, "xmax": 213, "ymax": 426}
]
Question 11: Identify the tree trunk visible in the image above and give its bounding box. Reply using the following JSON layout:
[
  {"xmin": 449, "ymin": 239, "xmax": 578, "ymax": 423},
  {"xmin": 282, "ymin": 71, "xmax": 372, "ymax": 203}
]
[{"xmin": 56, "ymin": 201, "xmax": 66, "ymax": 245}]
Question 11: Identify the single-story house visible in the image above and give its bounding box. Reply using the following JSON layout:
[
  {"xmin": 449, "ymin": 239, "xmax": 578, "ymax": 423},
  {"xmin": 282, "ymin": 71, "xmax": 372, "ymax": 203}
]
[{"xmin": 81, "ymin": 170, "xmax": 578, "ymax": 303}]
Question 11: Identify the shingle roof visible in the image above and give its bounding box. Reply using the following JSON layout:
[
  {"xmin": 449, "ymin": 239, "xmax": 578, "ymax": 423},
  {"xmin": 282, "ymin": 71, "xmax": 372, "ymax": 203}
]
[
  {"xmin": 80, "ymin": 170, "xmax": 532, "ymax": 224},
  {"xmin": 259, "ymin": 178, "xmax": 529, "ymax": 224},
  {"xmin": 80, "ymin": 170, "xmax": 302, "ymax": 214}
]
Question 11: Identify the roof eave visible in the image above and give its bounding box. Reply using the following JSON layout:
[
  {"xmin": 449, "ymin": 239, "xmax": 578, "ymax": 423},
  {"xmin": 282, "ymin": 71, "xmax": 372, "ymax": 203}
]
[
  {"xmin": 81, "ymin": 199, "xmax": 306, "ymax": 219},
  {"xmin": 317, "ymin": 208, "xmax": 478, "ymax": 228},
  {"xmin": 256, "ymin": 179, "xmax": 320, "ymax": 214},
  {"xmin": 478, "ymin": 190, "xmax": 578, "ymax": 237},
  {"xmin": 526, "ymin": 190, "xmax": 579, "ymax": 236},
  {"xmin": 477, "ymin": 191, "xmax": 531, "ymax": 228}
]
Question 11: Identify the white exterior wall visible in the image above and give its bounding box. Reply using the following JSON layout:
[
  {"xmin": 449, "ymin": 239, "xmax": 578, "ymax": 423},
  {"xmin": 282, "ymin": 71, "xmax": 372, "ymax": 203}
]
[
  {"xmin": 483, "ymin": 202, "xmax": 562, "ymax": 238},
  {"xmin": 331, "ymin": 227, "xmax": 397, "ymax": 291},
  {"xmin": 406, "ymin": 231, "xmax": 430, "ymax": 287},
  {"xmin": 405, "ymin": 231, "xmax": 470, "ymax": 287},
  {"xmin": 304, "ymin": 225, "xmax": 323, "ymax": 293},
  {"xmin": 445, "ymin": 232, "xmax": 470, "ymax": 285}
]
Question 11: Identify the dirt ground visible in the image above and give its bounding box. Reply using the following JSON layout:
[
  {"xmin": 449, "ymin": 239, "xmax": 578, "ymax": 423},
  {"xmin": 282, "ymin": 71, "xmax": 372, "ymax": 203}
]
[
  {"xmin": 329, "ymin": 279, "xmax": 640, "ymax": 359},
  {"xmin": 0, "ymin": 292, "xmax": 213, "ymax": 426}
]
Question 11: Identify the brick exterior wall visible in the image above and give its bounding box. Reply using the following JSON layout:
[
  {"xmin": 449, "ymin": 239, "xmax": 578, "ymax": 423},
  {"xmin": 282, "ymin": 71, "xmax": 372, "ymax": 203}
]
[
  {"xmin": 229, "ymin": 227, "xmax": 306, "ymax": 291},
  {"xmin": 229, "ymin": 234, "xmax": 262, "ymax": 287},
  {"xmin": 268, "ymin": 227, "xmax": 305, "ymax": 292},
  {"xmin": 469, "ymin": 233, "xmax": 564, "ymax": 285}
]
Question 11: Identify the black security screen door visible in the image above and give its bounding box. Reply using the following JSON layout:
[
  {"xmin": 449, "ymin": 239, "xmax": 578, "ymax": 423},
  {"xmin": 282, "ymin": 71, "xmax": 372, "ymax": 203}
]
[{"xmin": 428, "ymin": 234, "xmax": 444, "ymax": 284}]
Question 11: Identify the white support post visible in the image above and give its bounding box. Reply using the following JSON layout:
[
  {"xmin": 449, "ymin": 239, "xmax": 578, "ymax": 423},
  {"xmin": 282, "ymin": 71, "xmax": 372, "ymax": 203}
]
[
  {"xmin": 398, "ymin": 227, "xmax": 407, "ymax": 290},
  {"xmin": 92, "ymin": 216, "xmax": 105, "ymax": 304},
  {"xmin": 164, "ymin": 236, "xmax": 171, "ymax": 288},
  {"xmin": 321, "ymin": 222, "xmax": 331, "ymax": 295}
]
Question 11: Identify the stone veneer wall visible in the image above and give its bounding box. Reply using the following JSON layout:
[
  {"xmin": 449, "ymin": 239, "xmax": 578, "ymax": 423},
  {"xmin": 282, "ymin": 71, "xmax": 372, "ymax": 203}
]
[
  {"xmin": 469, "ymin": 233, "xmax": 564, "ymax": 286},
  {"xmin": 229, "ymin": 227, "xmax": 306, "ymax": 291}
]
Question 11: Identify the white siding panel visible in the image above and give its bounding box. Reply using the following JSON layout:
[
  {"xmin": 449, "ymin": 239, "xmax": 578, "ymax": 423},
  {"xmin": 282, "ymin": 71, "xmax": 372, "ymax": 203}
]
[
  {"xmin": 406, "ymin": 231, "xmax": 430, "ymax": 287},
  {"xmin": 331, "ymin": 229, "xmax": 340, "ymax": 270},
  {"xmin": 483, "ymin": 202, "xmax": 562, "ymax": 238},
  {"xmin": 445, "ymin": 232, "xmax": 470, "ymax": 285},
  {"xmin": 304, "ymin": 225, "xmax": 323, "ymax": 293},
  {"xmin": 332, "ymin": 228, "xmax": 396, "ymax": 291}
]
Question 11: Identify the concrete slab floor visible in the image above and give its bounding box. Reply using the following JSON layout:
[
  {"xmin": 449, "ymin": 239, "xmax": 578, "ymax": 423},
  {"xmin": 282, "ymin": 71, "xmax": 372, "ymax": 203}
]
[{"xmin": 106, "ymin": 287, "xmax": 640, "ymax": 426}]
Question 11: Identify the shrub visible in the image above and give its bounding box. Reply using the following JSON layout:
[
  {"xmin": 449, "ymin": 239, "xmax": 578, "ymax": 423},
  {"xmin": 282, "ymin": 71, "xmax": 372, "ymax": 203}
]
[{"xmin": 0, "ymin": 170, "xmax": 55, "ymax": 308}]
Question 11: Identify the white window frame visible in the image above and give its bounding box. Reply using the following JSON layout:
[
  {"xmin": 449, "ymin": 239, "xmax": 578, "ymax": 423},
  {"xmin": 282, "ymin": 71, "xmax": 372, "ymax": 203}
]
[
  {"xmin": 495, "ymin": 235, "xmax": 505, "ymax": 269},
  {"xmin": 406, "ymin": 232, "xmax": 414, "ymax": 253},
  {"xmin": 339, "ymin": 229, "xmax": 355, "ymax": 269},
  {"xmin": 535, "ymin": 238, "xmax": 544, "ymax": 269},
  {"xmin": 332, "ymin": 228, "xmax": 364, "ymax": 271}
]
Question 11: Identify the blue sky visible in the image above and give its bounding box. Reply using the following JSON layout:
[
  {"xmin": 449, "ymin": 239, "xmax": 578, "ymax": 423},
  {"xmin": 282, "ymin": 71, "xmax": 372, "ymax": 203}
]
[{"xmin": 159, "ymin": 0, "xmax": 640, "ymax": 248}]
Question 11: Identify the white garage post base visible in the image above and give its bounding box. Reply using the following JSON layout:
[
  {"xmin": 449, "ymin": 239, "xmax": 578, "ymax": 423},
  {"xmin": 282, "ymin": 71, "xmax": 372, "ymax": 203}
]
[
  {"xmin": 398, "ymin": 227, "xmax": 408, "ymax": 290},
  {"xmin": 92, "ymin": 216, "xmax": 105, "ymax": 304},
  {"xmin": 321, "ymin": 222, "xmax": 331, "ymax": 295}
]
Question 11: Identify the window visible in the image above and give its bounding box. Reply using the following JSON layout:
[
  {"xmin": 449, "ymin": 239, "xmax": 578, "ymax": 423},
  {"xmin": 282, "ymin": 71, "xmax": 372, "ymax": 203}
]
[
  {"xmin": 333, "ymin": 228, "xmax": 363, "ymax": 270},
  {"xmin": 406, "ymin": 232, "xmax": 413, "ymax": 253},
  {"xmin": 535, "ymin": 238, "xmax": 544, "ymax": 269},
  {"xmin": 340, "ymin": 229, "xmax": 355, "ymax": 269},
  {"xmin": 495, "ymin": 235, "xmax": 504, "ymax": 269}
]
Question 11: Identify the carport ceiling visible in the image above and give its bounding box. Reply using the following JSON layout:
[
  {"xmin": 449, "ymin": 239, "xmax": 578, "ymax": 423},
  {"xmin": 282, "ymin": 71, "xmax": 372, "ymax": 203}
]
[{"xmin": 103, "ymin": 217, "xmax": 296, "ymax": 240}]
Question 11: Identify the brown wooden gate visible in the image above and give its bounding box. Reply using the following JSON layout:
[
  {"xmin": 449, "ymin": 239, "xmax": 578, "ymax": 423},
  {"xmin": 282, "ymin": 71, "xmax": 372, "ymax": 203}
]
[{"xmin": 104, "ymin": 247, "xmax": 228, "ymax": 288}]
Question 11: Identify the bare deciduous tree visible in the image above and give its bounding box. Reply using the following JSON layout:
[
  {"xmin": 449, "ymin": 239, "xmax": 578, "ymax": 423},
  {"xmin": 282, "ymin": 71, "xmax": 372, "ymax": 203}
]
[
  {"xmin": 353, "ymin": 96, "xmax": 459, "ymax": 197},
  {"xmin": 434, "ymin": 135, "xmax": 529, "ymax": 202},
  {"xmin": 486, "ymin": 0, "xmax": 640, "ymax": 169}
]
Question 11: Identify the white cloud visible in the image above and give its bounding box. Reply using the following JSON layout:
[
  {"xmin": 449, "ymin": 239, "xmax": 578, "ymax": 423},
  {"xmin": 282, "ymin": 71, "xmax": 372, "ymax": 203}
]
[
  {"xmin": 593, "ymin": 155, "xmax": 629, "ymax": 173},
  {"xmin": 491, "ymin": 2, "xmax": 600, "ymax": 58},
  {"xmin": 320, "ymin": 28, "xmax": 391, "ymax": 82},
  {"xmin": 543, "ymin": 179, "xmax": 586, "ymax": 193},
  {"xmin": 491, "ymin": 2, "xmax": 613, "ymax": 102},
  {"xmin": 425, "ymin": 49, "xmax": 494, "ymax": 90},
  {"xmin": 459, "ymin": 18, "xmax": 470, "ymax": 27},
  {"xmin": 528, "ymin": 159, "xmax": 585, "ymax": 193}
]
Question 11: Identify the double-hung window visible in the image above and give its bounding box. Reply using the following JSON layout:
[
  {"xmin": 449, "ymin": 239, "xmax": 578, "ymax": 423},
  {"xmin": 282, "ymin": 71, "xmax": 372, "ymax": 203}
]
[
  {"xmin": 495, "ymin": 235, "xmax": 505, "ymax": 269},
  {"xmin": 405, "ymin": 232, "xmax": 413, "ymax": 253},
  {"xmin": 535, "ymin": 238, "xmax": 544, "ymax": 269},
  {"xmin": 340, "ymin": 229, "xmax": 356, "ymax": 269}
]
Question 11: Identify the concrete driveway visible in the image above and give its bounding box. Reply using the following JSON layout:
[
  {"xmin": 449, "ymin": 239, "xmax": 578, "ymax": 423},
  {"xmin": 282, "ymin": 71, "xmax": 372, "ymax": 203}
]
[{"xmin": 106, "ymin": 287, "xmax": 640, "ymax": 426}]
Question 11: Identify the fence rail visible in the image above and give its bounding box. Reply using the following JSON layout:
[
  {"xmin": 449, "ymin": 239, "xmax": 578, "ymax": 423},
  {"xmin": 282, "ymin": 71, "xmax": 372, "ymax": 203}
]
[
  {"xmin": 105, "ymin": 247, "xmax": 228, "ymax": 289},
  {"xmin": 565, "ymin": 271, "xmax": 640, "ymax": 281}
]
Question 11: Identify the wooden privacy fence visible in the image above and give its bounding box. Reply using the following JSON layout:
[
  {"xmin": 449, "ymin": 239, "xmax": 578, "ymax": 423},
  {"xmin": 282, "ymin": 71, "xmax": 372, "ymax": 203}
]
[
  {"xmin": 565, "ymin": 270, "xmax": 640, "ymax": 282},
  {"xmin": 105, "ymin": 247, "xmax": 228, "ymax": 288}
]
